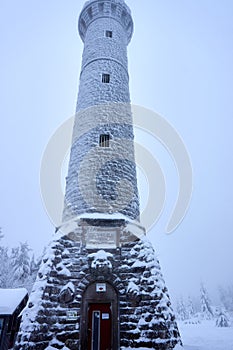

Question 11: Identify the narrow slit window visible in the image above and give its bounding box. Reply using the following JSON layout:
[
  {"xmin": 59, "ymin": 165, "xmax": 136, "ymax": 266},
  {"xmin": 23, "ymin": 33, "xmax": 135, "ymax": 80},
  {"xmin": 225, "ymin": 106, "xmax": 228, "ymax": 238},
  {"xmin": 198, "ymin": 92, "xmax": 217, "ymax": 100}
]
[
  {"xmin": 99, "ymin": 134, "xmax": 110, "ymax": 147},
  {"xmin": 102, "ymin": 73, "xmax": 110, "ymax": 83},
  {"xmin": 105, "ymin": 30, "xmax": 112, "ymax": 38}
]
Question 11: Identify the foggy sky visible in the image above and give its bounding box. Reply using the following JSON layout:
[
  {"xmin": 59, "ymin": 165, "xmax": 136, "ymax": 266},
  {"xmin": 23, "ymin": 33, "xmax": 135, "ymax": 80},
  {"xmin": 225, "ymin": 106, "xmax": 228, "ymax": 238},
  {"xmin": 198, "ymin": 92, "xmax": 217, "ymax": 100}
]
[{"xmin": 0, "ymin": 0, "xmax": 233, "ymax": 302}]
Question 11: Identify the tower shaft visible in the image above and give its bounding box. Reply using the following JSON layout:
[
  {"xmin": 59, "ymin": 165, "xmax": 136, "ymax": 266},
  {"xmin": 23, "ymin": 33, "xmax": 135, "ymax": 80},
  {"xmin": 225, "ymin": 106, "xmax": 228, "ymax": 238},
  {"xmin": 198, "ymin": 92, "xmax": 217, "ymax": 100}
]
[{"xmin": 63, "ymin": 0, "xmax": 140, "ymax": 223}]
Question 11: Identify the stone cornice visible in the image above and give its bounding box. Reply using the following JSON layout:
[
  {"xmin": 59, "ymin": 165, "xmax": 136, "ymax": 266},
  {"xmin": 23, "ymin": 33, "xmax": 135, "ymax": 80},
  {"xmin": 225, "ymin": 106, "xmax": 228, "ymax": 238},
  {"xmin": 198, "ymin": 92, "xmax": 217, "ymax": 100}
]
[{"xmin": 78, "ymin": 0, "xmax": 133, "ymax": 44}]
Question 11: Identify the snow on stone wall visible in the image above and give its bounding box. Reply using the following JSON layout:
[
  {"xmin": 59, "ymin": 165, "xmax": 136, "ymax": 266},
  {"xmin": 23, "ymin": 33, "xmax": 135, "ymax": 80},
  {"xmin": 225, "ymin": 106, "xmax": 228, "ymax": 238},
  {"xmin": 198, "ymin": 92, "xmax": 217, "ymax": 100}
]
[
  {"xmin": 63, "ymin": 107, "xmax": 140, "ymax": 221},
  {"xmin": 15, "ymin": 224, "xmax": 181, "ymax": 350},
  {"xmin": 63, "ymin": 0, "xmax": 139, "ymax": 223},
  {"xmin": 77, "ymin": 59, "xmax": 130, "ymax": 109},
  {"xmin": 79, "ymin": 0, "xmax": 133, "ymax": 44}
]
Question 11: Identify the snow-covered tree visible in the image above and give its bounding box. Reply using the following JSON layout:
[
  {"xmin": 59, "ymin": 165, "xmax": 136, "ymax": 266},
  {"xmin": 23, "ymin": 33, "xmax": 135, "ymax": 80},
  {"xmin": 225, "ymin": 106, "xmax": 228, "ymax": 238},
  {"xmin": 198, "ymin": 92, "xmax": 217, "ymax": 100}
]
[
  {"xmin": 0, "ymin": 232, "xmax": 11, "ymax": 287},
  {"xmin": 0, "ymin": 249, "xmax": 11, "ymax": 287},
  {"xmin": 187, "ymin": 296, "xmax": 195, "ymax": 319},
  {"xmin": 219, "ymin": 285, "xmax": 233, "ymax": 311},
  {"xmin": 30, "ymin": 254, "xmax": 38, "ymax": 274},
  {"xmin": 216, "ymin": 309, "xmax": 231, "ymax": 327},
  {"xmin": 200, "ymin": 283, "xmax": 214, "ymax": 319},
  {"xmin": 11, "ymin": 242, "xmax": 31, "ymax": 287},
  {"xmin": 176, "ymin": 297, "xmax": 188, "ymax": 321},
  {"xmin": 0, "ymin": 233, "xmax": 40, "ymax": 291}
]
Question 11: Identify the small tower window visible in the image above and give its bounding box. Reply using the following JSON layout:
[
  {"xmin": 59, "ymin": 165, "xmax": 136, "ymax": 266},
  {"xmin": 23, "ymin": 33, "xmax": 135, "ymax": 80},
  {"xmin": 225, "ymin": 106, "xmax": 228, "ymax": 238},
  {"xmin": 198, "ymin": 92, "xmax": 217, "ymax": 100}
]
[
  {"xmin": 99, "ymin": 134, "xmax": 110, "ymax": 147},
  {"xmin": 105, "ymin": 30, "xmax": 112, "ymax": 38},
  {"xmin": 102, "ymin": 73, "xmax": 110, "ymax": 83}
]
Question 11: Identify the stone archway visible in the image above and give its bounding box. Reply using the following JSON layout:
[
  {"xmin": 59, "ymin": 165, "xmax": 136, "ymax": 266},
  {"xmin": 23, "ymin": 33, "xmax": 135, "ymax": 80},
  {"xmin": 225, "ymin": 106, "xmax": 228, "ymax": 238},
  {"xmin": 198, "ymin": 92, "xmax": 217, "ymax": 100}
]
[{"xmin": 80, "ymin": 282, "xmax": 119, "ymax": 350}]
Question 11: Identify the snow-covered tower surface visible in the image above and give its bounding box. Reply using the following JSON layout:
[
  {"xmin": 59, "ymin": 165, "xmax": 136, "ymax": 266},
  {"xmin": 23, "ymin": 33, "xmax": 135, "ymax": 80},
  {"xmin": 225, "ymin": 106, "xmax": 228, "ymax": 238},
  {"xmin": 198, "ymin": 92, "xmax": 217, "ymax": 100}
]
[
  {"xmin": 15, "ymin": 1, "xmax": 182, "ymax": 349},
  {"xmin": 62, "ymin": 0, "xmax": 139, "ymax": 222}
]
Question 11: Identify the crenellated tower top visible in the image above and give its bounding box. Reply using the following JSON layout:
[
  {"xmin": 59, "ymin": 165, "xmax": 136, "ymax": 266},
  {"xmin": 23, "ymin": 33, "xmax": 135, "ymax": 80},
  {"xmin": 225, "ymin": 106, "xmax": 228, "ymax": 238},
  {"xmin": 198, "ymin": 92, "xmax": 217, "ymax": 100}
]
[{"xmin": 78, "ymin": 0, "xmax": 133, "ymax": 44}]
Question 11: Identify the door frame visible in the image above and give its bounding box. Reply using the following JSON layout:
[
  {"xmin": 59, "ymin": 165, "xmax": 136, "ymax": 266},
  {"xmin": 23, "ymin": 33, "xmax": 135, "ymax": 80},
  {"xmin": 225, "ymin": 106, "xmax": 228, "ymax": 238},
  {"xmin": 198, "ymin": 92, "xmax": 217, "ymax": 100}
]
[
  {"xmin": 88, "ymin": 304, "xmax": 112, "ymax": 350},
  {"xmin": 80, "ymin": 282, "xmax": 119, "ymax": 350},
  {"xmin": 90, "ymin": 309, "xmax": 101, "ymax": 350}
]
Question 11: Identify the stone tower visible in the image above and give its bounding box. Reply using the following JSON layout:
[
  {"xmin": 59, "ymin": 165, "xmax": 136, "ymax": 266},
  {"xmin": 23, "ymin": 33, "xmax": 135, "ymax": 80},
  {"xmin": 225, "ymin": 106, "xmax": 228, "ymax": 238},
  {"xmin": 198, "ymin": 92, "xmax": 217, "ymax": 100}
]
[
  {"xmin": 63, "ymin": 0, "xmax": 139, "ymax": 224},
  {"xmin": 15, "ymin": 1, "xmax": 182, "ymax": 349}
]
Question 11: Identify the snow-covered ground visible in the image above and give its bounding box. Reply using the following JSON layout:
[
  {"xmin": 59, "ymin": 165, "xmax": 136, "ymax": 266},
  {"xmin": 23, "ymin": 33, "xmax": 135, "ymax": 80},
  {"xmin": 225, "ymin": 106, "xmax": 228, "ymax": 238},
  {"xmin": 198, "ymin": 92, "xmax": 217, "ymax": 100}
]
[
  {"xmin": 17, "ymin": 320, "xmax": 233, "ymax": 350},
  {"xmin": 178, "ymin": 320, "xmax": 233, "ymax": 350}
]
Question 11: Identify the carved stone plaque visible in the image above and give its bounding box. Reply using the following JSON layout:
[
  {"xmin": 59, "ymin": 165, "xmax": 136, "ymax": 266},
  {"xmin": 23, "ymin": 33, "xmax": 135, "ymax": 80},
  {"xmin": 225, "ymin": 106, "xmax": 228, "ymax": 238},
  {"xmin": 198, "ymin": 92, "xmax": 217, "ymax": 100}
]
[{"xmin": 85, "ymin": 228, "xmax": 117, "ymax": 249}]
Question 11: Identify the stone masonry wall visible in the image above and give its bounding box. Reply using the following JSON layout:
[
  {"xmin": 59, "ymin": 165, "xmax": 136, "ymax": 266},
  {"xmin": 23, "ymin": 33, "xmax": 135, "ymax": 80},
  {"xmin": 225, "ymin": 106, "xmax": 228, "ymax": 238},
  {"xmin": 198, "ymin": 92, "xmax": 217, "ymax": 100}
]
[
  {"xmin": 78, "ymin": 0, "xmax": 133, "ymax": 45},
  {"xmin": 15, "ymin": 223, "xmax": 181, "ymax": 350},
  {"xmin": 63, "ymin": 0, "xmax": 139, "ymax": 222},
  {"xmin": 63, "ymin": 104, "xmax": 140, "ymax": 222}
]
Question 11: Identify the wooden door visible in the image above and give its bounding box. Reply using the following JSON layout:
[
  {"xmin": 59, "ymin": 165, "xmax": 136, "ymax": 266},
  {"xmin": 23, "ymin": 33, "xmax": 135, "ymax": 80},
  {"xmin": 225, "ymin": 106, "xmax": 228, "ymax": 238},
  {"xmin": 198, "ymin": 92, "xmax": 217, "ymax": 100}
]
[{"xmin": 88, "ymin": 303, "xmax": 112, "ymax": 350}]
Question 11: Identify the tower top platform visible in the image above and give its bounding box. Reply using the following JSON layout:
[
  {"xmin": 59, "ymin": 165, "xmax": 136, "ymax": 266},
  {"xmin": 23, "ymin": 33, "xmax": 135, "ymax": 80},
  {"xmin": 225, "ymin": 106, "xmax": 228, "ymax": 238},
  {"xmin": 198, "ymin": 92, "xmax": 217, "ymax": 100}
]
[{"xmin": 78, "ymin": 0, "xmax": 133, "ymax": 44}]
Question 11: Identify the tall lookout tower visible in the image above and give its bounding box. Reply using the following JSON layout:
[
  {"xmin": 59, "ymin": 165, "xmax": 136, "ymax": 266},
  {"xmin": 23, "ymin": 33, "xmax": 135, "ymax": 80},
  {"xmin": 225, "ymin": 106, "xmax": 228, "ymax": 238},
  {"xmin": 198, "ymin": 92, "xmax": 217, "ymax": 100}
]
[{"xmin": 15, "ymin": 1, "xmax": 182, "ymax": 349}]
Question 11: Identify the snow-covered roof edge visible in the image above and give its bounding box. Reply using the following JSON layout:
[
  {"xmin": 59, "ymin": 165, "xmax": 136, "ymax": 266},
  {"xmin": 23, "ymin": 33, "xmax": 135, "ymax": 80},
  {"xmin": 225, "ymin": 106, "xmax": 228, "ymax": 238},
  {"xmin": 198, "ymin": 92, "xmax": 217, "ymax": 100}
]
[{"xmin": 0, "ymin": 288, "xmax": 28, "ymax": 315}]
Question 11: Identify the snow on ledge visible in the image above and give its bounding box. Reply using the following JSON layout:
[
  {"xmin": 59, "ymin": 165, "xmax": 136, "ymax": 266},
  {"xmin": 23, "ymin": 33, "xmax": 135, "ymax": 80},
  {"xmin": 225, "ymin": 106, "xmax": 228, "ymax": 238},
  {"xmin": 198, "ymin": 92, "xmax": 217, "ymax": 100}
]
[
  {"xmin": 0, "ymin": 288, "xmax": 28, "ymax": 315},
  {"xmin": 75, "ymin": 212, "xmax": 133, "ymax": 221},
  {"xmin": 59, "ymin": 213, "xmax": 145, "ymax": 237}
]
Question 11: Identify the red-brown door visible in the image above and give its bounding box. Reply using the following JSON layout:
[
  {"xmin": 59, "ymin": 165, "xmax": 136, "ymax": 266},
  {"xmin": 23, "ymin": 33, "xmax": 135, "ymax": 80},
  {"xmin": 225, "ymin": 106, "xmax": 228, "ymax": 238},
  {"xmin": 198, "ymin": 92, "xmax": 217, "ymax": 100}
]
[{"xmin": 88, "ymin": 303, "xmax": 112, "ymax": 350}]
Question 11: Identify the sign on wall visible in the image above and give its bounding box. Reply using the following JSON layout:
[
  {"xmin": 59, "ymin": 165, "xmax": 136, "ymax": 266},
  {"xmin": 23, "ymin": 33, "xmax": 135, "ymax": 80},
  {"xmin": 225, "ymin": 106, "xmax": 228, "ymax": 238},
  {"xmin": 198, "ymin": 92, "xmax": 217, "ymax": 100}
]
[
  {"xmin": 96, "ymin": 283, "xmax": 106, "ymax": 292},
  {"xmin": 66, "ymin": 310, "xmax": 78, "ymax": 321}
]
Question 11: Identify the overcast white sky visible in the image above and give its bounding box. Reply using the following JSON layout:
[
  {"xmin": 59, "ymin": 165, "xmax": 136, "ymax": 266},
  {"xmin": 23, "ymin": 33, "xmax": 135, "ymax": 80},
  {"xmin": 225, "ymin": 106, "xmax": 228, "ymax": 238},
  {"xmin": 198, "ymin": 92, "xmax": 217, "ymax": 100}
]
[{"xmin": 0, "ymin": 0, "xmax": 233, "ymax": 302}]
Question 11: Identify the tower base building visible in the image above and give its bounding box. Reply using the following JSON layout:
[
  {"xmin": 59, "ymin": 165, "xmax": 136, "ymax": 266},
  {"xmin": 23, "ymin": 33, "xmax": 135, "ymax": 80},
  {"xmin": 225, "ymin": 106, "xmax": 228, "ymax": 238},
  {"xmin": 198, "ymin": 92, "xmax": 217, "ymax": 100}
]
[
  {"xmin": 15, "ymin": 219, "xmax": 181, "ymax": 350},
  {"xmin": 15, "ymin": 0, "xmax": 182, "ymax": 349}
]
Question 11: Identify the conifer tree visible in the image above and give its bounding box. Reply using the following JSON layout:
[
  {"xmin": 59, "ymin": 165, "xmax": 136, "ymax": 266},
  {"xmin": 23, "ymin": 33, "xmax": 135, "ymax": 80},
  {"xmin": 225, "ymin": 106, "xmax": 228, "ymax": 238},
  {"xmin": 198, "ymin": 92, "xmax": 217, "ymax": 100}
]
[
  {"xmin": 219, "ymin": 285, "xmax": 233, "ymax": 311},
  {"xmin": 200, "ymin": 283, "xmax": 214, "ymax": 319},
  {"xmin": 11, "ymin": 242, "xmax": 31, "ymax": 287},
  {"xmin": 216, "ymin": 309, "xmax": 230, "ymax": 327},
  {"xmin": 0, "ymin": 231, "xmax": 39, "ymax": 291},
  {"xmin": 187, "ymin": 296, "xmax": 195, "ymax": 319},
  {"xmin": 176, "ymin": 297, "xmax": 188, "ymax": 321},
  {"xmin": 0, "ymin": 231, "xmax": 11, "ymax": 287},
  {"xmin": 30, "ymin": 254, "xmax": 37, "ymax": 274}
]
